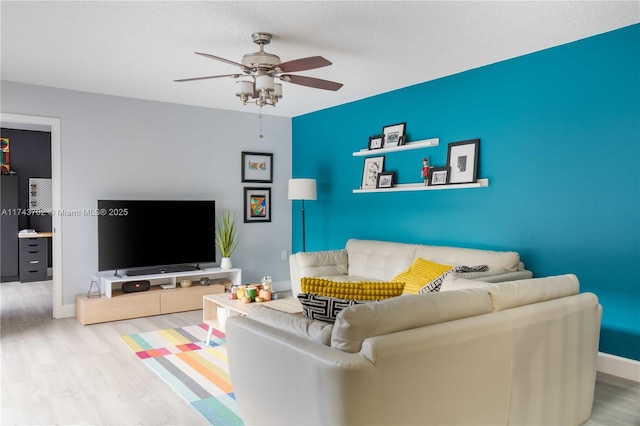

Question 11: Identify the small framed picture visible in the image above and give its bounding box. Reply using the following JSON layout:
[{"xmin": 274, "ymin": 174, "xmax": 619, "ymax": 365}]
[
  {"xmin": 368, "ymin": 135, "xmax": 384, "ymax": 150},
  {"xmin": 447, "ymin": 139, "xmax": 480, "ymax": 184},
  {"xmin": 243, "ymin": 187, "xmax": 271, "ymax": 223},
  {"xmin": 241, "ymin": 152, "xmax": 273, "ymax": 183},
  {"xmin": 428, "ymin": 167, "xmax": 450, "ymax": 186},
  {"xmin": 361, "ymin": 156, "xmax": 385, "ymax": 190},
  {"xmin": 382, "ymin": 122, "xmax": 406, "ymax": 148},
  {"xmin": 377, "ymin": 172, "xmax": 395, "ymax": 188}
]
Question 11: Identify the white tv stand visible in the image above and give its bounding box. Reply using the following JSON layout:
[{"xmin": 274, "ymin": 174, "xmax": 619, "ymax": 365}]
[
  {"xmin": 100, "ymin": 267, "xmax": 241, "ymax": 297},
  {"xmin": 75, "ymin": 267, "xmax": 241, "ymax": 325}
]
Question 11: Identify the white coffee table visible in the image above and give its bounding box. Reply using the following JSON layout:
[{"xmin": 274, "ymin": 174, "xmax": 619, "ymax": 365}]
[{"xmin": 202, "ymin": 292, "xmax": 302, "ymax": 344}]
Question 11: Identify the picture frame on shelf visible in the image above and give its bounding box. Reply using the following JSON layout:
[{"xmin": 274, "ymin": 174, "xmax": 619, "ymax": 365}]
[
  {"xmin": 377, "ymin": 171, "xmax": 395, "ymax": 188},
  {"xmin": 368, "ymin": 134, "xmax": 384, "ymax": 150},
  {"xmin": 382, "ymin": 122, "xmax": 406, "ymax": 148},
  {"xmin": 361, "ymin": 156, "xmax": 385, "ymax": 190},
  {"xmin": 243, "ymin": 187, "xmax": 271, "ymax": 223},
  {"xmin": 447, "ymin": 139, "xmax": 480, "ymax": 184},
  {"xmin": 428, "ymin": 167, "xmax": 450, "ymax": 186},
  {"xmin": 241, "ymin": 152, "xmax": 273, "ymax": 183}
]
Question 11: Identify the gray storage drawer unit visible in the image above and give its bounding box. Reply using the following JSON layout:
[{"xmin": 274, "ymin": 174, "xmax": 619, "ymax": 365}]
[{"xmin": 19, "ymin": 237, "xmax": 48, "ymax": 282}]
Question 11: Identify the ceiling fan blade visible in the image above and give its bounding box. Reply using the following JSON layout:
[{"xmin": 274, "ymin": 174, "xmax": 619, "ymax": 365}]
[
  {"xmin": 278, "ymin": 56, "xmax": 332, "ymax": 73},
  {"xmin": 194, "ymin": 52, "xmax": 246, "ymax": 69},
  {"xmin": 280, "ymin": 74, "xmax": 343, "ymax": 91},
  {"xmin": 174, "ymin": 74, "xmax": 240, "ymax": 82}
]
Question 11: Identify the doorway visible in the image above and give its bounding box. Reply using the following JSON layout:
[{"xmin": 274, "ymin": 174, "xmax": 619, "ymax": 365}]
[{"xmin": 0, "ymin": 113, "xmax": 63, "ymax": 318}]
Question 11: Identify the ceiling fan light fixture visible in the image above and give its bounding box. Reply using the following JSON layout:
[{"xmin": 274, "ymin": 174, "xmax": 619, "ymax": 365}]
[
  {"xmin": 235, "ymin": 80, "xmax": 253, "ymax": 96},
  {"xmin": 274, "ymin": 83, "xmax": 283, "ymax": 98},
  {"xmin": 235, "ymin": 80, "xmax": 253, "ymax": 104},
  {"xmin": 255, "ymin": 74, "xmax": 274, "ymax": 91},
  {"xmin": 176, "ymin": 32, "xmax": 342, "ymax": 112}
]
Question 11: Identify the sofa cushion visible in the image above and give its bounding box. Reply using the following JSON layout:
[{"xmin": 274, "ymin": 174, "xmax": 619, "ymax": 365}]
[
  {"xmin": 392, "ymin": 258, "xmax": 454, "ymax": 294},
  {"xmin": 292, "ymin": 249, "xmax": 349, "ymax": 281},
  {"xmin": 297, "ymin": 293, "xmax": 373, "ymax": 323},
  {"xmin": 250, "ymin": 305, "xmax": 333, "ymax": 345},
  {"xmin": 414, "ymin": 244, "xmax": 521, "ymax": 272},
  {"xmin": 440, "ymin": 277, "xmax": 496, "ymax": 292},
  {"xmin": 330, "ymin": 288, "xmax": 493, "ymax": 353},
  {"xmin": 301, "ymin": 277, "xmax": 405, "ymax": 300},
  {"xmin": 486, "ymin": 274, "xmax": 580, "ymax": 311},
  {"xmin": 346, "ymin": 239, "xmax": 418, "ymax": 281}
]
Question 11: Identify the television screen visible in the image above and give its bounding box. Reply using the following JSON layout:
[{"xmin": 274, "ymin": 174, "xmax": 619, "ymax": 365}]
[{"xmin": 98, "ymin": 200, "xmax": 216, "ymax": 273}]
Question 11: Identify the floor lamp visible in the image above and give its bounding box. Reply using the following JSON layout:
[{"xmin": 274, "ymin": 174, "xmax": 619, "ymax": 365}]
[{"xmin": 288, "ymin": 178, "xmax": 317, "ymax": 252}]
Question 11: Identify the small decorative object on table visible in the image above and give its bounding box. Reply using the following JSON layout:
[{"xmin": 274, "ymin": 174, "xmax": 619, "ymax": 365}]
[
  {"xmin": 236, "ymin": 285, "xmax": 247, "ymax": 299},
  {"xmin": 260, "ymin": 275, "xmax": 272, "ymax": 300},
  {"xmin": 246, "ymin": 285, "xmax": 258, "ymax": 302},
  {"xmin": 87, "ymin": 274, "xmax": 101, "ymax": 298},
  {"xmin": 199, "ymin": 277, "xmax": 211, "ymax": 286},
  {"xmin": 180, "ymin": 279, "xmax": 192, "ymax": 288}
]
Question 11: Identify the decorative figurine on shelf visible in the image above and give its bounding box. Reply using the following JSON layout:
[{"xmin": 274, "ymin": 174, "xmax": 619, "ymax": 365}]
[
  {"xmin": 87, "ymin": 275, "xmax": 101, "ymax": 298},
  {"xmin": 421, "ymin": 157, "xmax": 432, "ymax": 186}
]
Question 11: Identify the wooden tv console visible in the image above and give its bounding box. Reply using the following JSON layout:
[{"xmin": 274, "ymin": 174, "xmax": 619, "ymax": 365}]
[{"xmin": 75, "ymin": 268, "xmax": 241, "ymax": 325}]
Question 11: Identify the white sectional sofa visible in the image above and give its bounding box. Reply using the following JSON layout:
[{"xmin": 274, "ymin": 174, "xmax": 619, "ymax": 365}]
[
  {"xmin": 289, "ymin": 238, "xmax": 533, "ymax": 296},
  {"xmin": 226, "ymin": 274, "xmax": 601, "ymax": 426}
]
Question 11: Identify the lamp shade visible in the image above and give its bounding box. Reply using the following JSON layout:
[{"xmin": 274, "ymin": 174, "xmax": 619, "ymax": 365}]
[{"xmin": 288, "ymin": 178, "xmax": 317, "ymax": 200}]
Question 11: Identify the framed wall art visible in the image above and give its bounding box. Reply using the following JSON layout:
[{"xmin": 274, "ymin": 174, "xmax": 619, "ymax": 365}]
[
  {"xmin": 244, "ymin": 187, "xmax": 271, "ymax": 223},
  {"xmin": 241, "ymin": 152, "xmax": 273, "ymax": 183},
  {"xmin": 428, "ymin": 167, "xmax": 450, "ymax": 186},
  {"xmin": 361, "ymin": 156, "xmax": 385, "ymax": 190},
  {"xmin": 368, "ymin": 134, "xmax": 384, "ymax": 150},
  {"xmin": 447, "ymin": 139, "xmax": 479, "ymax": 184},
  {"xmin": 382, "ymin": 122, "xmax": 406, "ymax": 148},
  {"xmin": 377, "ymin": 171, "xmax": 395, "ymax": 188}
]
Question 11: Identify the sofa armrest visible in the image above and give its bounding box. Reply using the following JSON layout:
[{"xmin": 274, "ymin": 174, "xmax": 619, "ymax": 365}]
[
  {"xmin": 226, "ymin": 315, "xmax": 376, "ymax": 426},
  {"xmin": 289, "ymin": 249, "xmax": 348, "ymax": 296}
]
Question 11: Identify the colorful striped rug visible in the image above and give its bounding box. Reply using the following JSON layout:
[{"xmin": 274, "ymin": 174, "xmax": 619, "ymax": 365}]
[{"xmin": 121, "ymin": 324, "xmax": 243, "ymax": 425}]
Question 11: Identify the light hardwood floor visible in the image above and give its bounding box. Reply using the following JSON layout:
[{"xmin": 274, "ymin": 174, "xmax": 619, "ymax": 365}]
[{"xmin": 1, "ymin": 280, "xmax": 639, "ymax": 425}]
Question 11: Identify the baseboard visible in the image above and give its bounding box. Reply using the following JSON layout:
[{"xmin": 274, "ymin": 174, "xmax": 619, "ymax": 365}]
[
  {"xmin": 597, "ymin": 352, "xmax": 640, "ymax": 382},
  {"xmin": 58, "ymin": 303, "xmax": 76, "ymax": 319}
]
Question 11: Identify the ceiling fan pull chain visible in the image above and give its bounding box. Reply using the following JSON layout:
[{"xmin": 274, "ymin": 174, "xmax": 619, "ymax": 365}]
[{"xmin": 259, "ymin": 107, "xmax": 264, "ymax": 139}]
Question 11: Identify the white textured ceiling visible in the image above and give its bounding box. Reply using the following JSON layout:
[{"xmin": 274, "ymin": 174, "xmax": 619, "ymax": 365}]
[{"xmin": 1, "ymin": 1, "xmax": 638, "ymax": 118}]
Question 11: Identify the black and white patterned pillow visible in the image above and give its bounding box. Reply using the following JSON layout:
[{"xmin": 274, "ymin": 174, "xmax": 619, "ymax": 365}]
[
  {"xmin": 417, "ymin": 265, "xmax": 489, "ymax": 294},
  {"xmin": 297, "ymin": 293, "xmax": 372, "ymax": 323}
]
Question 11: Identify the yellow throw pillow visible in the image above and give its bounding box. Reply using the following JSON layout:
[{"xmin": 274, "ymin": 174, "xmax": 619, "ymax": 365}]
[
  {"xmin": 300, "ymin": 277, "xmax": 405, "ymax": 300},
  {"xmin": 392, "ymin": 258, "xmax": 453, "ymax": 294}
]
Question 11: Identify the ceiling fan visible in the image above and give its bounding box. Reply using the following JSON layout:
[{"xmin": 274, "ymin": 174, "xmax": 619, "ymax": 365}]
[{"xmin": 174, "ymin": 32, "xmax": 343, "ymax": 108}]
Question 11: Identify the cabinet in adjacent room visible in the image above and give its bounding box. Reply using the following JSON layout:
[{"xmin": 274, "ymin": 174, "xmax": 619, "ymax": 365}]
[
  {"xmin": 19, "ymin": 235, "xmax": 48, "ymax": 282},
  {"xmin": 0, "ymin": 175, "xmax": 19, "ymax": 282}
]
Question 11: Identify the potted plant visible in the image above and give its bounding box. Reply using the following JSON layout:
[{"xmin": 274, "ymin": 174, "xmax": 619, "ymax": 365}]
[{"xmin": 215, "ymin": 209, "xmax": 239, "ymax": 269}]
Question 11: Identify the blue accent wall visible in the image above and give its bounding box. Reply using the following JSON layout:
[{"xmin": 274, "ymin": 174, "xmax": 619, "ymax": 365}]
[{"xmin": 292, "ymin": 25, "xmax": 640, "ymax": 361}]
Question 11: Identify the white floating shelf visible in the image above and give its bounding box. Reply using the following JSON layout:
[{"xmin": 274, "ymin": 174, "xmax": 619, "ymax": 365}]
[
  {"xmin": 353, "ymin": 138, "xmax": 439, "ymax": 156},
  {"xmin": 353, "ymin": 178, "xmax": 489, "ymax": 193}
]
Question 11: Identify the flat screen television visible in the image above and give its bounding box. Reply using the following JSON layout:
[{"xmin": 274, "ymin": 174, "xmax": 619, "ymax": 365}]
[{"xmin": 98, "ymin": 200, "xmax": 216, "ymax": 276}]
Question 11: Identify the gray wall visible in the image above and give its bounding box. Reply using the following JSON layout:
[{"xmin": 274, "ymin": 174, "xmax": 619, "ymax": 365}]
[{"xmin": 1, "ymin": 81, "xmax": 292, "ymax": 306}]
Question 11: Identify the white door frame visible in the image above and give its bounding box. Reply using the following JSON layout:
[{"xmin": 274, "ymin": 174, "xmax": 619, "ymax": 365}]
[{"xmin": 1, "ymin": 112, "xmax": 63, "ymax": 318}]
